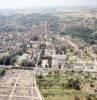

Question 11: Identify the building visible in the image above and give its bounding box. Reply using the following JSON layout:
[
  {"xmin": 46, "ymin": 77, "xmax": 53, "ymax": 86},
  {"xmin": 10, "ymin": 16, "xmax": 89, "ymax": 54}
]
[{"xmin": 52, "ymin": 54, "xmax": 67, "ymax": 69}]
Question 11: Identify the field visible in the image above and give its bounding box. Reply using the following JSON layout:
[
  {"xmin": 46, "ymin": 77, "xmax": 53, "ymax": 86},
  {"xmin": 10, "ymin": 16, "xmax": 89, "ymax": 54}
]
[
  {"xmin": 36, "ymin": 71, "xmax": 97, "ymax": 100},
  {"xmin": 0, "ymin": 69, "xmax": 40, "ymax": 100}
]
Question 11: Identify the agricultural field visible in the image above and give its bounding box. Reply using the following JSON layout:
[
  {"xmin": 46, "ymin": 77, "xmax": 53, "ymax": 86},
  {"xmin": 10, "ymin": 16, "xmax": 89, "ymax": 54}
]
[
  {"xmin": 0, "ymin": 69, "xmax": 40, "ymax": 100},
  {"xmin": 36, "ymin": 71, "xmax": 97, "ymax": 100}
]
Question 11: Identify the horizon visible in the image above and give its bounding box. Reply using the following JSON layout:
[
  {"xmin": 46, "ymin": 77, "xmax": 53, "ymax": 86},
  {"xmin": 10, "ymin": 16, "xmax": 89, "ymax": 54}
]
[{"xmin": 0, "ymin": 0, "xmax": 97, "ymax": 9}]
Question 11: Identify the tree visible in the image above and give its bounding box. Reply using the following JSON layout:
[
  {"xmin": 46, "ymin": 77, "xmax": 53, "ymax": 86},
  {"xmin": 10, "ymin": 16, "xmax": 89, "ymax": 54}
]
[
  {"xmin": 0, "ymin": 56, "xmax": 11, "ymax": 65},
  {"xmin": 20, "ymin": 59, "xmax": 32, "ymax": 67},
  {"xmin": 66, "ymin": 78, "xmax": 81, "ymax": 90},
  {"xmin": 0, "ymin": 69, "xmax": 6, "ymax": 76},
  {"xmin": 74, "ymin": 95, "xmax": 80, "ymax": 100},
  {"xmin": 86, "ymin": 95, "xmax": 92, "ymax": 100},
  {"xmin": 61, "ymin": 83, "xmax": 66, "ymax": 89}
]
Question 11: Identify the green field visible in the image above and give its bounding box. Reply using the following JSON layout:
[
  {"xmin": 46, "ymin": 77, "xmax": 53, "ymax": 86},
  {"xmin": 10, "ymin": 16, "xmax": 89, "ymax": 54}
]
[{"xmin": 36, "ymin": 71, "xmax": 97, "ymax": 100}]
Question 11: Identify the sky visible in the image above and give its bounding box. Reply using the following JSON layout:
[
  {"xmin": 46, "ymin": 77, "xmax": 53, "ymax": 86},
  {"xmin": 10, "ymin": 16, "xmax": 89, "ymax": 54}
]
[{"xmin": 0, "ymin": 0, "xmax": 97, "ymax": 9}]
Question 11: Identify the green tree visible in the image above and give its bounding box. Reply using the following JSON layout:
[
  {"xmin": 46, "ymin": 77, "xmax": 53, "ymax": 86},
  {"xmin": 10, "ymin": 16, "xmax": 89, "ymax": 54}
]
[{"xmin": 20, "ymin": 59, "xmax": 32, "ymax": 67}]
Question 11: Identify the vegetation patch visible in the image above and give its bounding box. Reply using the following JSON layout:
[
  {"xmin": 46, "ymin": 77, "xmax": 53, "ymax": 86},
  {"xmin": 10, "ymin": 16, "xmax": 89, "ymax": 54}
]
[{"xmin": 36, "ymin": 71, "xmax": 97, "ymax": 100}]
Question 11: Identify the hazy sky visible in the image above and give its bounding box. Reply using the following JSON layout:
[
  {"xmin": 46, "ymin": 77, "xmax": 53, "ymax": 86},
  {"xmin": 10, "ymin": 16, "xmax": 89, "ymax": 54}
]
[{"xmin": 0, "ymin": 0, "xmax": 97, "ymax": 9}]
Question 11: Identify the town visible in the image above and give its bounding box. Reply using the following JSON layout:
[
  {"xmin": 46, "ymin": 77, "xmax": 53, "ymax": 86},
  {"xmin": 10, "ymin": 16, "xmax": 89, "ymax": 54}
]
[{"xmin": 0, "ymin": 8, "xmax": 97, "ymax": 100}]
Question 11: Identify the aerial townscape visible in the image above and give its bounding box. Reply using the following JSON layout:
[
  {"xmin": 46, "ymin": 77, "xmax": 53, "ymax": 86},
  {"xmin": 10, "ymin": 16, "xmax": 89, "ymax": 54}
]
[{"xmin": 0, "ymin": 6, "xmax": 97, "ymax": 100}]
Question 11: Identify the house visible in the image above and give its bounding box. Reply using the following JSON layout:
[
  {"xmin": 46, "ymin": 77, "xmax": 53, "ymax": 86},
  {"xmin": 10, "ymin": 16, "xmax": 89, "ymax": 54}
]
[{"xmin": 52, "ymin": 54, "xmax": 67, "ymax": 69}]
